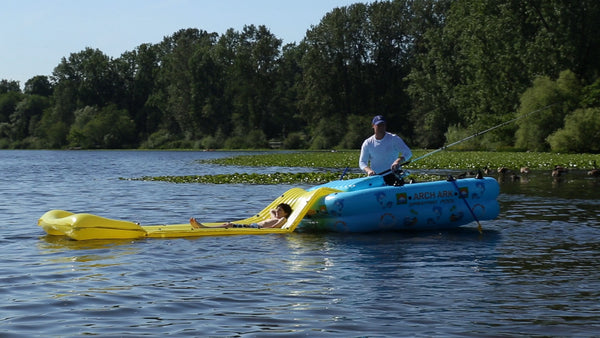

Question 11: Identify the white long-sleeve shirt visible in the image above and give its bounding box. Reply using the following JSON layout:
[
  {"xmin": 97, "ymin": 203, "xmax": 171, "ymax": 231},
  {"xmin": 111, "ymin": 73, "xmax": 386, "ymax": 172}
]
[{"xmin": 359, "ymin": 132, "xmax": 412, "ymax": 174}]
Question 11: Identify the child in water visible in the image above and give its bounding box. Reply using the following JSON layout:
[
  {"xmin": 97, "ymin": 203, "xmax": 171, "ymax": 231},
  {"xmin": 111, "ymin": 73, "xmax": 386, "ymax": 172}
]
[{"xmin": 190, "ymin": 203, "xmax": 293, "ymax": 229}]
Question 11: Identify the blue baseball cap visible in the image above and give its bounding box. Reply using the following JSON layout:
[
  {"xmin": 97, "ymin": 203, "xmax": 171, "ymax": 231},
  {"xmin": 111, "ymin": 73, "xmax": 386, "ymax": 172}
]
[{"xmin": 372, "ymin": 115, "xmax": 386, "ymax": 125}]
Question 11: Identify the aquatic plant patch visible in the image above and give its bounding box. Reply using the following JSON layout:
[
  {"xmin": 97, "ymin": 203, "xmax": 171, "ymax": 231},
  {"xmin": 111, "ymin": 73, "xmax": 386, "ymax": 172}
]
[
  {"xmin": 203, "ymin": 150, "xmax": 600, "ymax": 171},
  {"xmin": 123, "ymin": 151, "xmax": 599, "ymax": 185}
]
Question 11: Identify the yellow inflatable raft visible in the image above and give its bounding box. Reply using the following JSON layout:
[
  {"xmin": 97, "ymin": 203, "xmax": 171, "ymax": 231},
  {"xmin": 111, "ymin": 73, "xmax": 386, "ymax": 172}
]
[{"xmin": 38, "ymin": 187, "xmax": 339, "ymax": 241}]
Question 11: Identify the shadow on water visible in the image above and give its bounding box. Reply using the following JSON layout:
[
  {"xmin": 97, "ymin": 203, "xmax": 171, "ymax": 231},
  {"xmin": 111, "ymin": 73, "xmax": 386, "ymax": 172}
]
[
  {"xmin": 288, "ymin": 226, "xmax": 502, "ymax": 247},
  {"xmin": 282, "ymin": 227, "xmax": 503, "ymax": 270}
]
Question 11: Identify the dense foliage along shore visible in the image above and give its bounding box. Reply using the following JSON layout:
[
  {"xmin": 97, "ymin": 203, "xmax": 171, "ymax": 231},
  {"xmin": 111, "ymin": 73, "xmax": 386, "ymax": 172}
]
[{"xmin": 2, "ymin": 1, "xmax": 600, "ymax": 153}]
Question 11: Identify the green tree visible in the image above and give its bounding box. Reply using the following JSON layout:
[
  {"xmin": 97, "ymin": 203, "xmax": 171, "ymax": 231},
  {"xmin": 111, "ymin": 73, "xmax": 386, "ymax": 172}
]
[
  {"xmin": 0, "ymin": 80, "xmax": 21, "ymax": 94},
  {"xmin": 514, "ymin": 70, "xmax": 581, "ymax": 151},
  {"xmin": 299, "ymin": 2, "xmax": 419, "ymax": 149},
  {"xmin": 299, "ymin": 3, "xmax": 370, "ymax": 148},
  {"xmin": 365, "ymin": 1, "xmax": 415, "ymax": 138},
  {"xmin": 0, "ymin": 90, "xmax": 24, "ymax": 147},
  {"xmin": 337, "ymin": 114, "xmax": 371, "ymax": 149},
  {"xmin": 547, "ymin": 107, "xmax": 600, "ymax": 153},
  {"xmin": 51, "ymin": 47, "xmax": 122, "ymax": 133},
  {"xmin": 67, "ymin": 106, "xmax": 98, "ymax": 147},
  {"xmin": 581, "ymin": 78, "xmax": 600, "ymax": 108},
  {"xmin": 410, "ymin": 0, "xmax": 534, "ymax": 148},
  {"xmin": 405, "ymin": 0, "xmax": 454, "ymax": 148},
  {"xmin": 53, "ymin": 48, "xmax": 120, "ymax": 108},
  {"xmin": 35, "ymin": 109, "xmax": 69, "ymax": 149},
  {"xmin": 0, "ymin": 91, "xmax": 22, "ymax": 124},
  {"xmin": 189, "ymin": 44, "xmax": 223, "ymax": 137},
  {"xmin": 24, "ymin": 76, "xmax": 53, "ymax": 96},
  {"xmin": 8, "ymin": 0, "xmax": 600, "ymax": 151},
  {"xmin": 408, "ymin": 0, "xmax": 600, "ymax": 149},
  {"xmin": 156, "ymin": 28, "xmax": 219, "ymax": 139},
  {"xmin": 217, "ymin": 25, "xmax": 283, "ymax": 143},
  {"xmin": 271, "ymin": 43, "xmax": 304, "ymax": 139},
  {"xmin": 115, "ymin": 43, "xmax": 162, "ymax": 140},
  {"xmin": 10, "ymin": 95, "xmax": 50, "ymax": 142},
  {"xmin": 68, "ymin": 105, "xmax": 135, "ymax": 149}
]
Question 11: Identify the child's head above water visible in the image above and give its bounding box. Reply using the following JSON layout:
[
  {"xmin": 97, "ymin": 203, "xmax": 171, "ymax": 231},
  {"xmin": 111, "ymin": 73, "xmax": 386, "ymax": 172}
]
[{"xmin": 276, "ymin": 203, "xmax": 293, "ymax": 218}]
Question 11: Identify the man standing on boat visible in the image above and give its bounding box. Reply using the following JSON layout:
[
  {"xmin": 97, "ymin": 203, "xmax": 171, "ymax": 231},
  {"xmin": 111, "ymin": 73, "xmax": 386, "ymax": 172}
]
[{"xmin": 359, "ymin": 115, "xmax": 412, "ymax": 186}]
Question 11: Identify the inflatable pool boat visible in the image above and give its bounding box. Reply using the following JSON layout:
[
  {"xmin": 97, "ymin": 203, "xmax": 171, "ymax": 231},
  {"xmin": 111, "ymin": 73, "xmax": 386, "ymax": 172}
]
[
  {"xmin": 38, "ymin": 187, "xmax": 339, "ymax": 240},
  {"xmin": 38, "ymin": 175, "xmax": 500, "ymax": 240},
  {"xmin": 298, "ymin": 175, "xmax": 500, "ymax": 232}
]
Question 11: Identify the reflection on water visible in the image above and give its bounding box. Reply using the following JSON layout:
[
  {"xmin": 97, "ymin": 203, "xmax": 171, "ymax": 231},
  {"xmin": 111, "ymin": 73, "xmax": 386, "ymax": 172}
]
[
  {"xmin": 1, "ymin": 150, "xmax": 600, "ymax": 336},
  {"xmin": 34, "ymin": 236, "xmax": 142, "ymax": 300},
  {"xmin": 37, "ymin": 236, "xmax": 139, "ymax": 270},
  {"xmin": 38, "ymin": 235, "xmax": 138, "ymax": 252},
  {"xmin": 496, "ymin": 169, "xmax": 600, "ymax": 200}
]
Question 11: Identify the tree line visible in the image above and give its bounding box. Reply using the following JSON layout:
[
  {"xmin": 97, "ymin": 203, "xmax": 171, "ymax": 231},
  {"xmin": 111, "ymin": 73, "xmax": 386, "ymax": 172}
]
[{"xmin": 1, "ymin": 0, "xmax": 599, "ymax": 153}]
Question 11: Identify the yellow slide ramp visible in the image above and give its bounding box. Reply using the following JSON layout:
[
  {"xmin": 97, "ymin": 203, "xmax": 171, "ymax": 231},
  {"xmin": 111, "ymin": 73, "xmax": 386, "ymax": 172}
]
[{"xmin": 38, "ymin": 187, "xmax": 339, "ymax": 241}]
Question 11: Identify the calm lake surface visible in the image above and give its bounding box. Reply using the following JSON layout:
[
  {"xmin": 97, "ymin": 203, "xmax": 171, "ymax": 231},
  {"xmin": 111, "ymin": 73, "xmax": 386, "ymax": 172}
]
[{"xmin": 1, "ymin": 150, "xmax": 599, "ymax": 337}]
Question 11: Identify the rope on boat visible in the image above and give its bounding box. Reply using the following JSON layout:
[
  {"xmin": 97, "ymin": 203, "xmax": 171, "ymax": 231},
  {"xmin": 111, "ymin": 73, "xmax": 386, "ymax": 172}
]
[
  {"xmin": 340, "ymin": 166, "xmax": 349, "ymax": 180},
  {"xmin": 448, "ymin": 175, "xmax": 483, "ymax": 234}
]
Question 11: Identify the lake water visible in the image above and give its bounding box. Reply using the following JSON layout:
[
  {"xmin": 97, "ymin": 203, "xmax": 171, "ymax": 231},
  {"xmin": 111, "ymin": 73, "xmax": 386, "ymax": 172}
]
[{"xmin": 1, "ymin": 150, "xmax": 599, "ymax": 337}]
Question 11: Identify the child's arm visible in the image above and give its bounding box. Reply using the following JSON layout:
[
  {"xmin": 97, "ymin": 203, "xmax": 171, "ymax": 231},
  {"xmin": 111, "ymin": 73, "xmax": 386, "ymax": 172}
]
[{"xmin": 260, "ymin": 217, "xmax": 287, "ymax": 228}]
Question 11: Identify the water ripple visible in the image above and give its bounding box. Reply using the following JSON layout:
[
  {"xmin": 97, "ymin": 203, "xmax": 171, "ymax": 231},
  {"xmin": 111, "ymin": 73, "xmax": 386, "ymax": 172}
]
[{"xmin": 1, "ymin": 150, "xmax": 600, "ymax": 336}]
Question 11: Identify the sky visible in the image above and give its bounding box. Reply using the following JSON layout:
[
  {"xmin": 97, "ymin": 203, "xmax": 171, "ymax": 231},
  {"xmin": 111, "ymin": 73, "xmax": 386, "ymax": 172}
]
[{"xmin": 2, "ymin": 0, "xmax": 368, "ymax": 87}]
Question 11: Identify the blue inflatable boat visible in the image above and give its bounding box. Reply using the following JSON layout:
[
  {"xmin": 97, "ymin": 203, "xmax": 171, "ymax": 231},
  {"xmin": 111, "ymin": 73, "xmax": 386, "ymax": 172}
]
[{"xmin": 297, "ymin": 174, "xmax": 500, "ymax": 232}]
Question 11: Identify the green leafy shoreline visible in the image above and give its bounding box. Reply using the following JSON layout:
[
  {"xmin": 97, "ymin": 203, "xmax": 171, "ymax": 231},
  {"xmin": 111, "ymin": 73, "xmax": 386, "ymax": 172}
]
[{"xmin": 122, "ymin": 150, "xmax": 600, "ymax": 185}]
